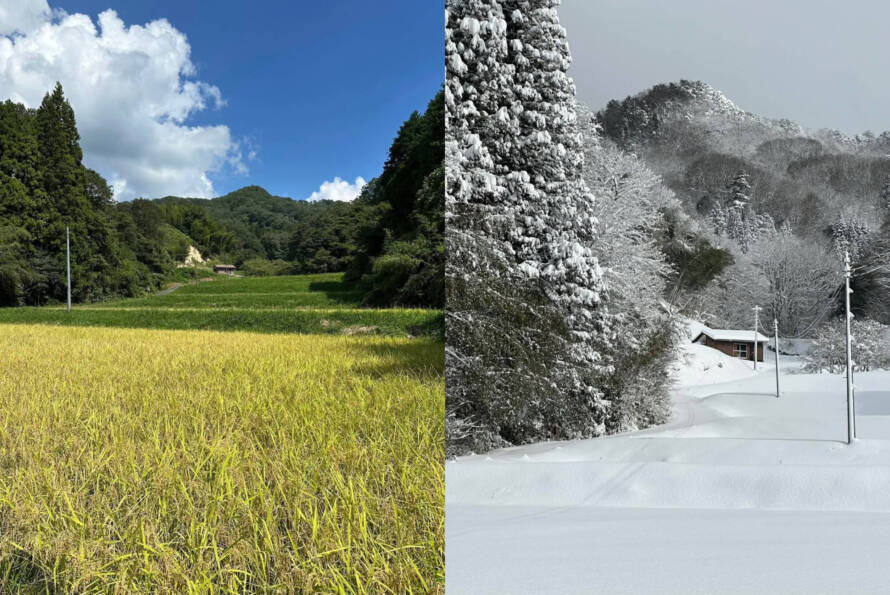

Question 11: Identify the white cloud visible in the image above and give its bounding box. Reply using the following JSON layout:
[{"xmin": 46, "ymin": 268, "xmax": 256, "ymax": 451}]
[
  {"xmin": 0, "ymin": 2, "xmax": 246, "ymax": 199},
  {"xmin": 0, "ymin": 0, "xmax": 50, "ymax": 36},
  {"xmin": 306, "ymin": 176, "xmax": 367, "ymax": 202}
]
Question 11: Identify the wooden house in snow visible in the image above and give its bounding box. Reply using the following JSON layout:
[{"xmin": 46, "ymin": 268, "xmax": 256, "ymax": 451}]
[{"xmin": 693, "ymin": 328, "xmax": 769, "ymax": 362}]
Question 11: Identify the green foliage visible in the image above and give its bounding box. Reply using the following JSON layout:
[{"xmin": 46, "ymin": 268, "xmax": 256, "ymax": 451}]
[
  {"xmin": 154, "ymin": 198, "xmax": 236, "ymax": 257},
  {"xmin": 239, "ymin": 257, "xmax": 292, "ymax": 277},
  {"xmin": 665, "ymin": 239, "xmax": 734, "ymax": 292},
  {"xmin": 0, "ymin": 85, "xmax": 146, "ymax": 306},
  {"xmin": 349, "ymin": 92, "xmax": 444, "ymax": 308},
  {"xmin": 656, "ymin": 208, "xmax": 733, "ymax": 291},
  {"xmin": 0, "ymin": 305, "xmax": 443, "ymax": 337},
  {"xmin": 0, "ymin": 84, "xmax": 443, "ymax": 310}
]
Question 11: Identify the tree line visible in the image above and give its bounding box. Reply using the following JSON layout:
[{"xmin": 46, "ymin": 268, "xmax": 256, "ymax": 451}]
[{"xmin": 0, "ymin": 84, "xmax": 443, "ymax": 308}]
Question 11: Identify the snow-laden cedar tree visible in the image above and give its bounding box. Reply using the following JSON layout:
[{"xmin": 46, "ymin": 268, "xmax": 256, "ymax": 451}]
[
  {"xmin": 707, "ymin": 171, "xmax": 776, "ymax": 253},
  {"xmin": 445, "ymin": 0, "xmax": 609, "ymax": 454},
  {"xmin": 831, "ymin": 213, "xmax": 870, "ymax": 264},
  {"xmin": 880, "ymin": 175, "xmax": 890, "ymax": 215},
  {"xmin": 445, "ymin": 227, "xmax": 602, "ymax": 456}
]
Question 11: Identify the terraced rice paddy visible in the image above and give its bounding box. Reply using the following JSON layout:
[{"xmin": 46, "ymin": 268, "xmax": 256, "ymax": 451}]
[
  {"xmin": 0, "ymin": 274, "xmax": 443, "ymax": 337},
  {"xmin": 0, "ymin": 274, "xmax": 444, "ymax": 593}
]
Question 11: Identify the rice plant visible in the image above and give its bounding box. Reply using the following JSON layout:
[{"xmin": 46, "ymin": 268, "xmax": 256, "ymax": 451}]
[{"xmin": 0, "ymin": 325, "xmax": 444, "ymax": 593}]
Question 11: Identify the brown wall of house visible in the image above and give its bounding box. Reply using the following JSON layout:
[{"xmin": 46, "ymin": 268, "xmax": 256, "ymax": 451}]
[{"xmin": 701, "ymin": 336, "xmax": 764, "ymax": 361}]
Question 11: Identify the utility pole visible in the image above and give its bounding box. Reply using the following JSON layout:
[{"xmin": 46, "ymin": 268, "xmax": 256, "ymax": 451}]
[
  {"xmin": 774, "ymin": 318, "xmax": 781, "ymax": 398},
  {"xmin": 752, "ymin": 305, "xmax": 762, "ymax": 371},
  {"xmin": 66, "ymin": 226, "xmax": 71, "ymax": 312},
  {"xmin": 844, "ymin": 250, "xmax": 856, "ymax": 444}
]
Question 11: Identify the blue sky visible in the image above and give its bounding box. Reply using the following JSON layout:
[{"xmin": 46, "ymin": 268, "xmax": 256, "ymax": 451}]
[{"xmin": 0, "ymin": 0, "xmax": 442, "ymax": 200}]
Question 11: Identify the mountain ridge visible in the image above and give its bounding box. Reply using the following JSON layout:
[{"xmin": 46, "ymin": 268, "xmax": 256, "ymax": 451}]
[
  {"xmin": 594, "ymin": 79, "xmax": 890, "ymax": 239},
  {"xmin": 597, "ymin": 79, "xmax": 890, "ymax": 156}
]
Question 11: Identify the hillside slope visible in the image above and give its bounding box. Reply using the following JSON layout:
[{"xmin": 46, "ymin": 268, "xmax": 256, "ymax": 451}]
[{"xmin": 596, "ymin": 80, "xmax": 890, "ymax": 238}]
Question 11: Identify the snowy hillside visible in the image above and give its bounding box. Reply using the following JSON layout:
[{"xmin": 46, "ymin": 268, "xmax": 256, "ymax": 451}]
[{"xmin": 447, "ymin": 342, "xmax": 890, "ymax": 594}]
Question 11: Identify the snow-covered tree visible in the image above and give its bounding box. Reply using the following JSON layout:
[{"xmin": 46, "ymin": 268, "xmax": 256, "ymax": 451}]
[
  {"xmin": 446, "ymin": 0, "xmax": 611, "ymax": 453},
  {"xmin": 692, "ymin": 252, "xmax": 770, "ymax": 329},
  {"xmin": 576, "ymin": 102, "xmax": 674, "ymax": 314},
  {"xmin": 446, "ymin": 228, "xmax": 591, "ymax": 454},
  {"xmin": 727, "ymin": 170, "xmax": 751, "ymax": 211},
  {"xmin": 881, "ymin": 175, "xmax": 890, "ymax": 212},
  {"xmin": 576, "ymin": 102, "xmax": 677, "ymax": 430},
  {"xmin": 695, "ymin": 233, "xmax": 839, "ymax": 336},
  {"xmin": 832, "ymin": 213, "xmax": 870, "ymax": 263},
  {"xmin": 750, "ymin": 233, "xmax": 840, "ymax": 335},
  {"xmin": 805, "ymin": 318, "xmax": 890, "ymax": 373},
  {"xmin": 879, "ymin": 175, "xmax": 890, "ymax": 233},
  {"xmin": 707, "ymin": 171, "xmax": 775, "ymax": 252}
]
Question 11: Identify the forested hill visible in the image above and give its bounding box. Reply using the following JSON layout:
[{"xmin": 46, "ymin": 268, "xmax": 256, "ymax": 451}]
[
  {"xmin": 0, "ymin": 84, "xmax": 443, "ymax": 308},
  {"xmin": 154, "ymin": 88, "xmax": 443, "ymax": 307},
  {"xmin": 591, "ymin": 79, "xmax": 890, "ymax": 329},
  {"xmin": 152, "ymin": 186, "xmax": 362, "ymax": 269},
  {"xmin": 596, "ymin": 80, "xmax": 890, "ymax": 239}
]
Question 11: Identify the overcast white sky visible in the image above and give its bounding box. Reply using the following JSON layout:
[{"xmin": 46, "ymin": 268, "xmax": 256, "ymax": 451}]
[{"xmin": 560, "ymin": 0, "xmax": 890, "ymax": 135}]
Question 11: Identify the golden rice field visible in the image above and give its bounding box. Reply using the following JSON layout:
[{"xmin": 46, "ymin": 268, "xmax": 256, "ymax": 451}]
[{"xmin": 0, "ymin": 324, "xmax": 444, "ymax": 593}]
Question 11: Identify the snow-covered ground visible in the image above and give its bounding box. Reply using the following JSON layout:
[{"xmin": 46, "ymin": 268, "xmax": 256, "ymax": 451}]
[{"xmin": 446, "ymin": 340, "xmax": 890, "ymax": 594}]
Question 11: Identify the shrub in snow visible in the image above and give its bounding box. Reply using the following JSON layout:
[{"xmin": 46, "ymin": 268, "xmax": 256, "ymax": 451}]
[{"xmin": 804, "ymin": 318, "xmax": 890, "ymax": 373}]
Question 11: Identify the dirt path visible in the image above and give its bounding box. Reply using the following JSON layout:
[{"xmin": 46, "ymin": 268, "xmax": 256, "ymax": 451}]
[{"xmin": 156, "ymin": 283, "xmax": 184, "ymax": 297}]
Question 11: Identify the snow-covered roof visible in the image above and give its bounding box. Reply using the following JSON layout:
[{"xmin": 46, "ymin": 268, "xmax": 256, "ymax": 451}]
[{"xmin": 695, "ymin": 328, "xmax": 770, "ymax": 343}]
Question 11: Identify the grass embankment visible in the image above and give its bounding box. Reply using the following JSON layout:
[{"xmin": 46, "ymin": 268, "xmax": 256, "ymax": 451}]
[
  {"xmin": 0, "ymin": 325, "xmax": 444, "ymax": 593},
  {"xmin": 0, "ymin": 274, "xmax": 444, "ymax": 337}
]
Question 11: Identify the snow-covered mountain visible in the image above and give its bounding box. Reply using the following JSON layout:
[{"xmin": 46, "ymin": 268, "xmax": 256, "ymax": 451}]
[{"xmin": 594, "ymin": 80, "xmax": 890, "ymax": 240}]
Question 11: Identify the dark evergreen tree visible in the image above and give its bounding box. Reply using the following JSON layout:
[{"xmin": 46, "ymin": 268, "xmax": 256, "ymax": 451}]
[{"xmin": 348, "ymin": 90, "xmax": 445, "ymax": 307}]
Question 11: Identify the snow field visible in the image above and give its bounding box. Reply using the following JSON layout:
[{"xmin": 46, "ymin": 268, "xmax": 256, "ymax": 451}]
[{"xmin": 447, "ymin": 340, "xmax": 890, "ymax": 593}]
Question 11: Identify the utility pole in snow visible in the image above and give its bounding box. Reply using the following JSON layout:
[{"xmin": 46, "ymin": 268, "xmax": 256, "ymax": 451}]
[
  {"xmin": 752, "ymin": 305, "xmax": 762, "ymax": 371},
  {"xmin": 66, "ymin": 226, "xmax": 71, "ymax": 313},
  {"xmin": 774, "ymin": 318, "xmax": 781, "ymax": 398},
  {"xmin": 844, "ymin": 250, "xmax": 856, "ymax": 444}
]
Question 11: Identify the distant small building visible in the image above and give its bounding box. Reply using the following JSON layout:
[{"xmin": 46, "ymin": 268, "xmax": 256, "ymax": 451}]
[
  {"xmin": 693, "ymin": 328, "xmax": 769, "ymax": 362},
  {"xmin": 213, "ymin": 264, "xmax": 236, "ymax": 276}
]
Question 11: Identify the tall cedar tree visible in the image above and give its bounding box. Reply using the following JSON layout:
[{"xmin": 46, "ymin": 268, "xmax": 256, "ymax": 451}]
[
  {"xmin": 446, "ymin": 0, "xmax": 613, "ymax": 453},
  {"xmin": 0, "ymin": 84, "xmax": 147, "ymax": 304}
]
